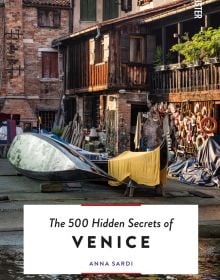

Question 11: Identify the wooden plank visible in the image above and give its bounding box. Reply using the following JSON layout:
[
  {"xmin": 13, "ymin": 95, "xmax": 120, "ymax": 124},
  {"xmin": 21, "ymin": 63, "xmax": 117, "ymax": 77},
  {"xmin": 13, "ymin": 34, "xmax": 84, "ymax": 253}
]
[{"xmin": 40, "ymin": 183, "xmax": 64, "ymax": 193}]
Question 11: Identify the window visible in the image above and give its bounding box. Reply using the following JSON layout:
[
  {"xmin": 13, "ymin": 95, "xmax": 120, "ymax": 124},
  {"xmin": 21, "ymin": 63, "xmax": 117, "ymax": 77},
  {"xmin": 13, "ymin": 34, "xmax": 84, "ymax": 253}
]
[
  {"xmin": 84, "ymin": 96, "xmax": 100, "ymax": 128},
  {"xmin": 137, "ymin": 0, "xmax": 152, "ymax": 6},
  {"xmin": 39, "ymin": 111, "xmax": 56, "ymax": 132},
  {"xmin": 42, "ymin": 52, "xmax": 58, "ymax": 78},
  {"xmin": 38, "ymin": 9, "xmax": 60, "ymax": 28},
  {"xmin": 94, "ymin": 38, "xmax": 104, "ymax": 64},
  {"xmin": 103, "ymin": 0, "xmax": 118, "ymax": 20},
  {"xmin": 130, "ymin": 36, "xmax": 144, "ymax": 63},
  {"xmin": 80, "ymin": 0, "xmax": 96, "ymax": 21},
  {"xmin": 121, "ymin": 0, "xmax": 132, "ymax": 12}
]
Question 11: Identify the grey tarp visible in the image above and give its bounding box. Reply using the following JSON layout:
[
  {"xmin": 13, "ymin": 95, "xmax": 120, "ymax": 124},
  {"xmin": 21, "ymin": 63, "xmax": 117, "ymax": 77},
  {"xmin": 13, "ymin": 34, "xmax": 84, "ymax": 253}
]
[{"xmin": 168, "ymin": 136, "xmax": 220, "ymax": 186}]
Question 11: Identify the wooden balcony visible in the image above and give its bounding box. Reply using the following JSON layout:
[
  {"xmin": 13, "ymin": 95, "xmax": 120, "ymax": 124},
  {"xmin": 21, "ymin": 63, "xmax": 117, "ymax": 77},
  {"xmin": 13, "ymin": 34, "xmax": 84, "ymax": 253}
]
[
  {"xmin": 73, "ymin": 62, "xmax": 147, "ymax": 93},
  {"xmin": 108, "ymin": 63, "xmax": 147, "ymax": 89},
  {"xmin": 88, "ymin": 62, "xmax": 108, "ymax": 91},
  {"xmin": 151, "ymin": 63, "xmax": 220, "ymax": 101},
  {"xmin": 121, "ymin": 63, "xmax": 147, "ymax": 87}
]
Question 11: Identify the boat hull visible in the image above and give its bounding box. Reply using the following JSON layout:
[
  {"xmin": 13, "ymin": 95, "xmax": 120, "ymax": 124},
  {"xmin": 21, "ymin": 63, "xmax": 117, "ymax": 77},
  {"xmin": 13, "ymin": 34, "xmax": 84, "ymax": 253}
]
[
  {"xmin": 13, "ymin": 166, "xmax": 108, "ymax": 182},
  {"xmin": 7, "ymin": 133, "xmax": 113, "ymax": 182}
]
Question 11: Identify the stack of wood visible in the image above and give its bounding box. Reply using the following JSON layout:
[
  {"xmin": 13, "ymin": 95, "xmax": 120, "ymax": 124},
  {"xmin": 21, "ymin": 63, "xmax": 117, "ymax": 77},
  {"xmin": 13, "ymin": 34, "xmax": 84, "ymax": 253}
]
[{"xmin": 61, "ymin": 113, "xmax": 84, "ymax": 147}]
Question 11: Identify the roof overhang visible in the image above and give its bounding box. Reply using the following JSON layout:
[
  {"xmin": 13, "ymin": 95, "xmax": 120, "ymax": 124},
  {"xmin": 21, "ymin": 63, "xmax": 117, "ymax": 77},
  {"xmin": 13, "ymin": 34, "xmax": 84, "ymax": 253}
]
[
  {"xmin": 23, "ymin": 0, "xmax": 71, "ymax": 9},
  {"xmin": 52, "ymin": 0, "xmax": 219, "ymax": 48},
  {"xmin": 52, "ymin": 0, "xmax": 193, "ymax": 47}
]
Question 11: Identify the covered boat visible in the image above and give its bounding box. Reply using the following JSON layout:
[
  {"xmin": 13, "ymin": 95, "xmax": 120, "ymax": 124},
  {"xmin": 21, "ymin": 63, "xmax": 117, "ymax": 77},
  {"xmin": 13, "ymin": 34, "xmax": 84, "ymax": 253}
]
[
  {"xmin": 42, "ymin": 132, "xmax": 109, "ymax": 172},
  {"xmin": 7, "ymin": 133, "xmax": 113, "ymax": 182}
]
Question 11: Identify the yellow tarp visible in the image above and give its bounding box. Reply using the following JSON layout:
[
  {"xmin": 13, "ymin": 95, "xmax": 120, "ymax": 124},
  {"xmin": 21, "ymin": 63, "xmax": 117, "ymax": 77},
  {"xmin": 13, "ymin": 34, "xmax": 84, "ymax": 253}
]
[{"xmin": 108, "ymin": 147, "xmax": 167, "ymax": 187}]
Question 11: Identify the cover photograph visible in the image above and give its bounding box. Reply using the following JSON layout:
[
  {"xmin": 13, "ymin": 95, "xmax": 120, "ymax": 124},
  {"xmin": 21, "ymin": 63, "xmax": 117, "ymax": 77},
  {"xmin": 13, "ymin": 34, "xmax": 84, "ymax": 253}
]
[{"xmin": 0, "ymin": 0, "xmax": 220, "ymax": 279}]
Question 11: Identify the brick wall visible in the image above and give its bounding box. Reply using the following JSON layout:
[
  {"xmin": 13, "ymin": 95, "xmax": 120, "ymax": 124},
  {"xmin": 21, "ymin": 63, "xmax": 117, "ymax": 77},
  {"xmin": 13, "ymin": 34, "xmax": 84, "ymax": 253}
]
[
  {"xmin": 1, "ymin": 1, "xmax": 70, "ymax": 125},
  {"xmin": 118, "ymin": 95, "xmax": 131, "ymax": 152},
  {"xmin": 2, "ymin": 98, "xmax": 37, "ymax": 125},
  {"xmin": 0, "ymin": 6, "xmax": 6, "ymax": 96},
  {"xmin": 4, "ymin": 0, "xmax": 24, "ymax": 95},
  {"xmin": 23, "ymin": 7, "xmax": 69, "ymax": 98},
  {"xmin": 118, "ymin": 96, "xmax": 131, "ymax": 133}
]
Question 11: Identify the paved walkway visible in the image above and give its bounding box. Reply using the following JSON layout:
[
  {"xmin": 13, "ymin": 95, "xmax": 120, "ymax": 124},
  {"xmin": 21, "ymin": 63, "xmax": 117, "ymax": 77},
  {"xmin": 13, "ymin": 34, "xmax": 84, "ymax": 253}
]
[{"xmin": 0, "ymin": 159, "xmax": 220, "ymax": 236}]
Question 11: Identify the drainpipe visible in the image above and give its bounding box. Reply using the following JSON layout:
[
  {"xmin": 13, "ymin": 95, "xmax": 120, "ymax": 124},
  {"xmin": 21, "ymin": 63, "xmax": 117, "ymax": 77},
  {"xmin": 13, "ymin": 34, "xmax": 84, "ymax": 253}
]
[{"xmin": 69, "ymin": 0, "xmax": 74, "ymax": 33}]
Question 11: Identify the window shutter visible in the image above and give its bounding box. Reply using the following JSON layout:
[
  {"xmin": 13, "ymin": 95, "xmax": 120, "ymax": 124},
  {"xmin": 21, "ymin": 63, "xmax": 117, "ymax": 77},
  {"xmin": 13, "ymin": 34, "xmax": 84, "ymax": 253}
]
[
  {"xmin": 80, "ymin": 0, "xmax": 88, "ymax": 21},
  {"xmin": 53, "ymin": 10, "xmax": 61, "ymax": 28},
  {"xmin": 103, "ymin": 34, "xmax": 109, "ymax": 62},
  {"xmin": 38, "ymin": 9, "xmax": 44, "ymax": 27},
  {"xmin": 87, "ymin": 0, "xmax": 96, "ymax": 21},
  {"xmin": 42, "ymin": 52, "xmax": 58, "ymax": 78},
  {"xmin": 127, "ymin": 0, "xmax": 132, "ymax": 11},
  {"xmin": 50, "ymin": 52, "xmax": 58, "ymax": 78},
  {"xmin": 120, "ymin": 35, "xmax": 130, "ymax": 64},
  {"xmin": 103, "ymin": 0, "xmax": 118, "ymax": 20},
  {"xmin": 121, "ymin": 0, "xmax": 132, "ymax": 12},
  {"xmin": 42, "ymin": 52, "xmax": 51, "ymax": 78},
  {"xmin": 111, "ymin": 0, "xmax": 118, "ymax": 19},
  {"xmin": 103, "ymin": 0, "xmax": 109, "ymax": 20},
  {"xmin": 89, "ymin": 39, "xmax": 95, "ymax": 65},
  {"xmin": 81, "ymin": 0, "xmax": 96, "ymax": 21}
]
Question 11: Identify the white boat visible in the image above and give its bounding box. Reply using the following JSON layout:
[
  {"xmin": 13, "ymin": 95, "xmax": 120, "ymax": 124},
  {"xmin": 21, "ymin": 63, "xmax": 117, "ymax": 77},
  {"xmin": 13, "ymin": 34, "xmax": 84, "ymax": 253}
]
[{"xmin": 7, "ymin": 133, "xmax": 113, "ymax": 182}]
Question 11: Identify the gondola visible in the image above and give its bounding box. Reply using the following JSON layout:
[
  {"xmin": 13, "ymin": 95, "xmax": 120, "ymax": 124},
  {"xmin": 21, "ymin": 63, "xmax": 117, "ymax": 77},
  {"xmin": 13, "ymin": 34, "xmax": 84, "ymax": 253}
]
[
  {"xmin": 43, "ymin": 132, "xmax": 109, "ymax": 172},
  {"xmin": 7, "ymin": 132, "xmax": 167, "ymax": 189},
  {"xmin": 7, "ymin": 133, "xmax": 113, "ymax": 182}
]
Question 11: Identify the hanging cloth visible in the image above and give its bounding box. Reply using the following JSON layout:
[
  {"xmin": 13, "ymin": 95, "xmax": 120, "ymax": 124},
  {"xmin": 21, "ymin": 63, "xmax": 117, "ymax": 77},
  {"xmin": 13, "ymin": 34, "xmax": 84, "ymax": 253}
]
[{"xmin": 108, "ymin": 147, "xmax": 167, "ymax": 187}]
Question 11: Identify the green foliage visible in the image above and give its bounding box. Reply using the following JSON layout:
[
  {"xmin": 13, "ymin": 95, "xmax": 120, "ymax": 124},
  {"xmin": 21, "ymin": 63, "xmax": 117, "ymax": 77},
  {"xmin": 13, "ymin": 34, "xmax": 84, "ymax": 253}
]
[
  {"xmin": 153, "ymin": 46, "xmax": 163, "ymax": 66},
  {"xmin": 153, "ymin": 46, "xmax": 176, "ymax": 66},
  {"xmin": 170, "ymin": 28, "xmax": 220, "ymax": 64},
  {"xmin": 165, "ymin": 51, "xmax": 176, "ymax": 64}
]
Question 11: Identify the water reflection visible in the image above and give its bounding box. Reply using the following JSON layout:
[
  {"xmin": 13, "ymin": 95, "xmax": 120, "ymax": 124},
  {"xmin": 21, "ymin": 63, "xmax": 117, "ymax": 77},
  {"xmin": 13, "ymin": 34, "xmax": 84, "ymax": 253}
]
[{"xmin": 0, "ymin": 239, "xmax": 219, "ymax": 280}]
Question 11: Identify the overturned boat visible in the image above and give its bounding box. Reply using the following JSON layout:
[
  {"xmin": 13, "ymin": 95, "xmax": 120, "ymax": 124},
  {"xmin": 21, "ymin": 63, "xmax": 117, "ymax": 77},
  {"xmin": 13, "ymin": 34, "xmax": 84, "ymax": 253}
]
[
  {"xmin": 43, "ymin": 133, "xmax": 109, "ymax": 173},
  {"xmin": 7, "ymin": 133, "xmax": 113, "ymax": 182}
]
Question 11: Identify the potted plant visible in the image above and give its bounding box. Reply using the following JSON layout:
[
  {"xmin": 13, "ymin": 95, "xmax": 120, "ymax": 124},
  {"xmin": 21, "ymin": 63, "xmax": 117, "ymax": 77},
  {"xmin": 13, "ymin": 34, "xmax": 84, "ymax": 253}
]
[
  {"xmin": 208, "ymin": 28, "xmax": 220, "ymax": 63},
  {"xmin": 153, "ymin": 46, "xmax": 163, "ymax": 71},
  {"xmin": 165, "ymin": 51, "xmax": 177, "ymax": 69},
  {"xmin": 170, "ymin": 38, "xmax": 201, "ymax": 67},
  {"xmin": 170, "ymin": 28, "xmax": 220, "ymax": 66},
  {"xmin": 153, "ymin": 46, "xmax": 170, "ymax": 71}
]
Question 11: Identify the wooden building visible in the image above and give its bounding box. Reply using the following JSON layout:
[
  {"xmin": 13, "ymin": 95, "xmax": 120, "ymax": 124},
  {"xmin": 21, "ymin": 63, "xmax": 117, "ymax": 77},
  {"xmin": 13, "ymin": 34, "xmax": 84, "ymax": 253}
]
[{"xmin": 53, "ymin": 0, "xmax": 220, "ymax": 154}]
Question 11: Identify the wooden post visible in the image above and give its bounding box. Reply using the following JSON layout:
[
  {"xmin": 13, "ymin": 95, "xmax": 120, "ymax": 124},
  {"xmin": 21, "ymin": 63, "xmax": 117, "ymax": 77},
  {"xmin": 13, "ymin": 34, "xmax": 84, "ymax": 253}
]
[
  {"xmin": 162, "ymin": 27, "xmax": 166, "ymax": 65},
  {"xmin": 205, "ymin": 14, "xmax": 210, "ymax": 28},
  {"xmin": 177, "ymin": 22, "xmax": 182, "ymax": 64}
]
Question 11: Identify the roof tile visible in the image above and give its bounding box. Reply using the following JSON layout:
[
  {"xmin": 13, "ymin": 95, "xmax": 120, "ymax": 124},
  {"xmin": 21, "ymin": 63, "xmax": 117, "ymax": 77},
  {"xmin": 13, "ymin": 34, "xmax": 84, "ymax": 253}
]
[{"xmin": 23, "ymin": 0, "xmax": 70, "ymax": 8}]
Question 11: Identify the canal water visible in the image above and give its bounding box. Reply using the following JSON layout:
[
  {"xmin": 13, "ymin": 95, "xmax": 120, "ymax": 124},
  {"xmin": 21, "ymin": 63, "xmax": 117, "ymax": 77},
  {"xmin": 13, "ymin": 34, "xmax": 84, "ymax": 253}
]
[{"xmin": 0, "ymin": 239, "xmax": 219, "ymax": 280}]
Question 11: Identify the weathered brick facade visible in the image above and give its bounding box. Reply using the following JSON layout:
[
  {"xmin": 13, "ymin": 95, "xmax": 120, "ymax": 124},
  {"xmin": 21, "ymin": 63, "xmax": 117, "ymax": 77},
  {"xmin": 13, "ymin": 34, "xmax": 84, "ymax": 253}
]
[
  {"xmin": 0, "ymin": 0, "xmax": 70, "ymax": 127},
  {"xmin": 0, "ymin": 5, "xmax": 6, "ymax": 102}
]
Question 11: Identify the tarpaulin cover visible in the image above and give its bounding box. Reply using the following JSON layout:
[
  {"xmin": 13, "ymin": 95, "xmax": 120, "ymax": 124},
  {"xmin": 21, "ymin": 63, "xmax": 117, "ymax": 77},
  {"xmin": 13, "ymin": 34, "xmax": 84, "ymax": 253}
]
[
  {"xmin": 168, "ymin": 136, "xmax": 220, "ymax": 186},
  {"xmin": 197, "ymin": 135, "xmax": 220, "ymax": 176},
  {"xmin": 108, "ymin": 147, "xmax": 167, "ymax": 186}
]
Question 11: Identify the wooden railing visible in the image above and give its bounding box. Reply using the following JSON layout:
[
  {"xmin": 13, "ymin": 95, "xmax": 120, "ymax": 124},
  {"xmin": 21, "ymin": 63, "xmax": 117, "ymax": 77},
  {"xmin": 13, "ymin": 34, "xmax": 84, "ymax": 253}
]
[
  {"xmin": 72, "ymin": 62, "xmax": 147, "ymax": 92},
  {"xmin": 151, "ymin": 63, "xmax": 220, "ymax": 94},
  {"xmin": 120, "ymin": 63, "xmax": 147, "ymax": 87},
  {"xmin": 89, "ymin": 62, "xmax": 108, "ymax": 90}
]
